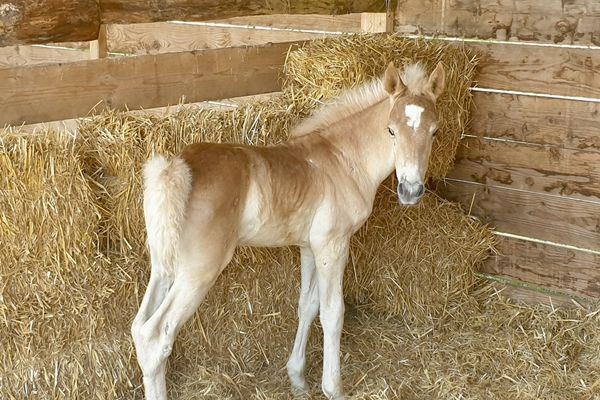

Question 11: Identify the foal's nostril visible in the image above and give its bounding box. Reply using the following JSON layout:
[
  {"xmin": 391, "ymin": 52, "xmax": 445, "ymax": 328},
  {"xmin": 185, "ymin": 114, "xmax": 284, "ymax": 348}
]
[{"xmin": 415, "ymin": 184, "xmax": 424, "ymax": 197}]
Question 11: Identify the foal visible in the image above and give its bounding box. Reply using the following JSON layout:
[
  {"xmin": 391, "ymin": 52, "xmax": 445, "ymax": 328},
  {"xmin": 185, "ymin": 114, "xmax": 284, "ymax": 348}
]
[{"xmin": 132, "ymin": 61, "xmax": 445, "ymax": 399}]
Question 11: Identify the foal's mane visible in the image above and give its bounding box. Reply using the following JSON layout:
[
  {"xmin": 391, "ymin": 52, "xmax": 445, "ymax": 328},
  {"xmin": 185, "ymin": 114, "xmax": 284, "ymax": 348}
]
[{"xmin": 290, "ymin": 63, "xmax": 429, "ymax": 138}]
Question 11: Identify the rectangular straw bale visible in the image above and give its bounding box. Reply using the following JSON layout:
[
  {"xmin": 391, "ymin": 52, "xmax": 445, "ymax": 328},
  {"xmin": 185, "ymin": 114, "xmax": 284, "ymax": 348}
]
[{"xmin": 0, "ymin": 130, "xmax": 138, "ymax": 397}]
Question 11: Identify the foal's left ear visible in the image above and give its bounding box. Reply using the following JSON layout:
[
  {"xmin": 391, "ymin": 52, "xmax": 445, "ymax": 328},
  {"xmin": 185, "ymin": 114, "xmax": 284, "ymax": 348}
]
[
  {"xmin": 383, "ymin": 62, "xmax": 406, "ymax": 96},
  {"xmin": 427, "ymin": 62, "xmax": 446, "ymax": 102}
]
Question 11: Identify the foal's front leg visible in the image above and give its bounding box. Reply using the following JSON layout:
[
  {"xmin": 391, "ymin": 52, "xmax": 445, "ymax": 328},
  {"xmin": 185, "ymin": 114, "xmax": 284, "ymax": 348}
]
[
  {"xmin": 313, "ymin": 239, "xmax": 349, "ymax": 400},
  {"xmin": 287, "ymin": 247, "xmax": 319, "ymax": 392}
]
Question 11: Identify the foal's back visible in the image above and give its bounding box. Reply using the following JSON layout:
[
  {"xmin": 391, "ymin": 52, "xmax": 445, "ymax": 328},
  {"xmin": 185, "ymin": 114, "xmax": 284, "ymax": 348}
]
[{"xmin": 179, "ymin": 139, "xmax": 328, "ymax": 248}]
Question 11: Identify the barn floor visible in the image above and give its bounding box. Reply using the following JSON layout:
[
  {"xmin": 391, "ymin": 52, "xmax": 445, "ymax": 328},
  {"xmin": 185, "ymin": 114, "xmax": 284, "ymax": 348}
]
[{"xmin": 161, "ymin": 283, "xmax": 600, "ymax": 400}]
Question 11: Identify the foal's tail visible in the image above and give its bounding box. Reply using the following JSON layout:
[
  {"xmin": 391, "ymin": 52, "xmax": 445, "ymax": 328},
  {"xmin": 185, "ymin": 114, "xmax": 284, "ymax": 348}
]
[{"xmin": 142, "ymin": 155, "xmax": 192, "ymax": 278}]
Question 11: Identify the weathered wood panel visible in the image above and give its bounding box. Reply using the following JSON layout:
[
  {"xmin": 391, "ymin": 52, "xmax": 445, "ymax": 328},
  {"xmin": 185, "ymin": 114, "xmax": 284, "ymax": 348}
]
[
  {"xmin": 438, "ymin": 180, "xmax": 600, "ymax": 250},
  {"xmin": 490, "ymin": 281, "xmax": 592, "ymax": 308},
  {"xmin": 105, "ymin": 21, "xmax": 341, "ymax": 55},
  {"xmin": 216, "ymin": 13, "xmax": 363, "ymax": 31},
  {"xmin": 0, "ymin": 0, "xmax": 100, "ymax": 46},
  {"xmin": 0, "ymin": 44, "xmax": 89, "ymax": 67},
  {"xmin": 395, "ymin": 0, "xmax": 600, "ymax": 45},
  {"xmin": 0, "ymin": 1, "xmax": 385, "ymax": 46},
  {"xmin": 472, "ymin": 43, "xmax": 600, "ymax": 98},
  {"xmin": 0, "ymin": 41, "xmax": 301, "ymax": 127},
  {"xmin": 486, "ymin": 236, "xmax": 600, "ymax": 298},
  {"xmin": 99, "ymin": 0, "xmax": 387, "ymax": 24},
  {"xmin": 448, "ymin": 138, "xmax": 600, "ymax": 201},
  {"xmin": 470, "ymin": 92, "xmax": 600, "ymax": 151}
]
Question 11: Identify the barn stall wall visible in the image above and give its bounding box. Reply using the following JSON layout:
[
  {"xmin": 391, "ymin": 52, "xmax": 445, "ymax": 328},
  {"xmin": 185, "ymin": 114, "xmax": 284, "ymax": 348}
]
[{"xmin": 1, "ymin": 2, "xmax": 600, "ymax": 398}]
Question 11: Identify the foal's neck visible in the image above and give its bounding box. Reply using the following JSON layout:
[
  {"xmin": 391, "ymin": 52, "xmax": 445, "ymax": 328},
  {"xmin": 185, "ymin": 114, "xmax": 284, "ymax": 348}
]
[{"xmin": 321, "ymin": 99, "xmax": 395, "ymax": 198}]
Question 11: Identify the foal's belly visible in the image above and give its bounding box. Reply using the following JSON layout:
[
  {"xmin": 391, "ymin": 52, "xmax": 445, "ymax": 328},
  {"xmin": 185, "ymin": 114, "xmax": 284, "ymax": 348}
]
[{"xmin": 238, "ymin": 215, "xmax": 312, "ymax": 247}]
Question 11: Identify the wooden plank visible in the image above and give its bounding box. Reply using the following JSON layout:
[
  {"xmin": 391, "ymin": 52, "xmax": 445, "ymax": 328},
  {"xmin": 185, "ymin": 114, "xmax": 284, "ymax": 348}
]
[
  {"xmin": 438, "ymin": 180, "xmax": 600, "ymax": 250},
  {"xmin": 0, "ymin": 41, "xmax": 301, "ymax": 127},
  {"xmin": 89, "ymin": 25, "xmax": 108, "ymax": 59},
  {"xmin": 99, "ymin": 0, "xmax": 387, "ymax": 24},
  {"xmin": 395, "ymin": 0, "xmax": 600, "ymax": 45},
  {"xmin": 216, "ymin": 13, "xmax": 362, "ymax": 32},
  {"xmin": 106, "ymin": 21, "xmax": 338, "ymax": 55},
  {"xmin": 0, "ymin": 44, "xmax": 89, "ymax": 67},
  {"xmin": 489, "ymin": 281, "xmax": 593, "ymax": 309},
  {"xmin": 486, "ymin": 236, "xmax": 600, "ymax": 298},
  {"xmin": 472, "ymin": 43, "xmax": 600, "ymax": 98},
  {"xmin": 448, "ymin": 138, "xmax": 600, "ymax": 201},
  {"xmin": 0, "ymin": 0, "xmax": 100, "ymax": 46},
  {"xmin": 470, "ymin": 92, "xmax": 600, "ymax": 152}
]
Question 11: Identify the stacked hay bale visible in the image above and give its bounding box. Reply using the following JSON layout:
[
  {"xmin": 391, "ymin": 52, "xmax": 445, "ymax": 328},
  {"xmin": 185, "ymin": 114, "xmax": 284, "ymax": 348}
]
[
  {"xmin": 2, "ymin": 34, "xmax": 599, "ymax": 400},
  {"xmin": 0, "ymin": 131, "xmax": 137, "ymax": 398}
]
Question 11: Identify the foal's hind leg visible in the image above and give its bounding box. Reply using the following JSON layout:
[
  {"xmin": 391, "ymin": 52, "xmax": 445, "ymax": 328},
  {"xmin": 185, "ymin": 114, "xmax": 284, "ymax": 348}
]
[
  {"xmin": 132, "ymin": 250, "xmax": 174, "ymax": 347},
  {"xmin": 133, "ymin": 242, "xmax": 235, "ymax": 400},
  {"xmin": 287, "ymin": 247, "xmax": 319, "ymax": 393}
]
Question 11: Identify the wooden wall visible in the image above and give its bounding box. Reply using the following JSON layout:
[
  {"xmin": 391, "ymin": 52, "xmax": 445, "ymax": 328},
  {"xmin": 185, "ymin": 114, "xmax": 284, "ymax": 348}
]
[
  {"xmin": 396, "ymin": 0, "xmax": 600, "ymax": 46},
  {"xmin": 0, "ymin": 0, "xmax": 389, "ymax": 46},
  {"xmin": 399, "ymin": 0, "xmax": 600, "ymax": 302}
]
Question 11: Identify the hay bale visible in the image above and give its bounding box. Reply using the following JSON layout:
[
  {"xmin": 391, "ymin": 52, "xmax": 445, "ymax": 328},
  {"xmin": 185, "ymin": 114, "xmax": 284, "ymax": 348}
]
[
  {"xmin": 346, "ymin": 184, "xmax": 495, "ymax": 322},
  {"xmin": 284, "ymin": 34, "xmax": 479, "ymax": 178},
  {"xmin": 0, "ymin": 131, "xmax": 137, "ymax": 397}
]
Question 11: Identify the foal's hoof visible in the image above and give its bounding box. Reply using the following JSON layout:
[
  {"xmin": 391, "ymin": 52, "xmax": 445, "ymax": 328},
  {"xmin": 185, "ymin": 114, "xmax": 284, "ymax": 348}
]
[{"xmin": 290, "ymin": 378, "xmax": 309, "ymax": 397}]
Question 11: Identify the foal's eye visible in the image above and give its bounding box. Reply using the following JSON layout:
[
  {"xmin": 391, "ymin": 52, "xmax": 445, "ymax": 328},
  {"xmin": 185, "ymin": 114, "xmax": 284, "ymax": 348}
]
[{"xmin": 388, "ymin": 127, "xmax": 395, "ymax": 137}]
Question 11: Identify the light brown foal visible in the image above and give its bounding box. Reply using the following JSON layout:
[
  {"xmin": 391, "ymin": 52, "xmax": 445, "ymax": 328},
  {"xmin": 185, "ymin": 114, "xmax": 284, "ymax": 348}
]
[{"xmin": 132, "ymin": 61, "xmax": 445, "ymax": 399}]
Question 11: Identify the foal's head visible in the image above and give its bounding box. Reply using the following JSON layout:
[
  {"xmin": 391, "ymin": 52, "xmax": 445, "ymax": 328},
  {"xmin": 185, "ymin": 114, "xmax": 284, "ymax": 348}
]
[{"xmin": 383, "ymin": 62, "xmax": 445, "ymax": 205}]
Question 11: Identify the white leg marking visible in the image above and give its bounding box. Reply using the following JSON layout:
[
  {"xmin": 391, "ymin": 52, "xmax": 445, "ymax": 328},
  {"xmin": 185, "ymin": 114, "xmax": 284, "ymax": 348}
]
[
  {"xmin": 314, "ymin": 241, "xmax": 349, "ymax": 400},
  {"xmin": 405, "ymin": 104, "xmax": 424, "ymax": 129},
  {"xmin": 287, "ymin": 247, "xmax": 320, "ymax": 393}
]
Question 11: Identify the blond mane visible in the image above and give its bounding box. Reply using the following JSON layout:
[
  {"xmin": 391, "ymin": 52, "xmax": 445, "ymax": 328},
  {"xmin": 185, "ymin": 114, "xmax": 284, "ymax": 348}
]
[{"xmin": 290, "ymin": 63, "xmax": 429, "ymax": 137}]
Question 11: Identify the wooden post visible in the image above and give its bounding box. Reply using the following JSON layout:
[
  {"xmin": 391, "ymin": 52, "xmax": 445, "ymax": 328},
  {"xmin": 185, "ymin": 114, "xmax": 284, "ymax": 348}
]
[
  {"xmin": 360, "ymin": 12, "xmax": 393, "ymax": 33},
  {"xmin": 89, "ymin": 24, "xmax": 108, "ymax": 59}
]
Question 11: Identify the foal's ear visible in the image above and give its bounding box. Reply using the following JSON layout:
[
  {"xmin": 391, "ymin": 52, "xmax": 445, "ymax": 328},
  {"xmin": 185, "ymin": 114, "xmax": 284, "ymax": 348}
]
[
  {"xmin": 427, "ymin": 61, "xmax": 446, "ymax": 101},
  {"xmin": 383, "ymin": 62, "xmax": 405, "ymax": 96}
]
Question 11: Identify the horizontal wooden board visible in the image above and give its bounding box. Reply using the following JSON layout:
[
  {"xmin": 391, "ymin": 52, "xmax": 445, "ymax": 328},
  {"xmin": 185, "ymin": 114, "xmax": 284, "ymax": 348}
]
[
  {"xmin": 0, "ymin": 41, "xmax": 301, "ymax": 126},
  {"xmin": 216, "ymin": 13, "xmax": 362, "ymax": 32},
  {"xmin": 106, "ymin": 21, "xmax": 340, "ymax": 55},
  {"xmin": 489, "ymin": 281, "xmax": 593, "ymax": 309},
  {"xmin": 471, "ymin": 42, "xmax": 600, "ymax": 98},
  {"xmin": 99, "ymin": 0, "xmax": 385, "ymax": 24},
  {"xmin": 395, "ymin": 0, "xmax": 600, "ymax": 45},
  {"xmin": 0, "ymin": 45, "xmax": 90, "ymax": 67},
  {"xmin": 448, "ymin": 138, "xmax": 600, "ymax": 201},
  {"xmin": 486, "ymin": 236, "xmax": 600, "ymax": 298},
  {"xmin": 438, "ymin": 180, "xmax": 600, "ymax": 250},
  {"xmin": 470, "ymin": 91, "xmax": 600, "ymax": 151}
]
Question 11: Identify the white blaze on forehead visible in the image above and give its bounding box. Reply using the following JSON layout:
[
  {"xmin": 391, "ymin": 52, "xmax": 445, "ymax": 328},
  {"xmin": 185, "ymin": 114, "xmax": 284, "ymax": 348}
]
[{"xmin": 405, "ymin": 104, "xmax": 424, "ymax": 130}]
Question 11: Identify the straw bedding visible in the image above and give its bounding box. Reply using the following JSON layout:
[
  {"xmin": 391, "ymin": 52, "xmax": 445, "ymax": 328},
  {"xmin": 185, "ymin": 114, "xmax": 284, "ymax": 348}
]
[{"xmin": 2, "ymin": 35, "xmax": 599, "ymax": 399}]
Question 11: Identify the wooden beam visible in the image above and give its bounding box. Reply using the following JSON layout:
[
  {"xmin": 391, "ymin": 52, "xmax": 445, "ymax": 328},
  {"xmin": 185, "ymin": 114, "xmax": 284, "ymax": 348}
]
[
  {"xmin": 0, "ymin": 41, "xmax": 302, "ymax": 126},
  {"xmin": 89, "ymin": 25, "xmax": 108, "ymax": 59},
  {"xmin": 469, "ymin": 92, "xmax": 600, "ymax": 152},
  {"xmin": 0, "ymin": 44, "xmax": 89, "ymax": 68},
  {"xmin": 486, "ymin": 236, "xmax": 600, "ymax": 298},
  {"xmin": 472, "ymin": 42, "xmax": 600, "ymax": 99},
  {"xmin": 395, "ymin": 0, "xmax": 600, "ymax": 45},
  {"xmin": 99, "ymin": 0, "xmax": 389, "ymax": 25},
  {"xmin": 105, "ymin": 20, "xmax": 343, "ymax": 56},
  {"xmin": 209, "ymin": 13, "xmax": 363, "ymax": 32},
  {"xmin": 0, "ymin": 0, "xmax": 100, "ymax": 46},
  {"xmin": 448, "ymin": 137, "xmax": 600, "ymax": 202},
  {"xmin": 438, "ymin": 180, "xmax": 600, "ymax": 250}
]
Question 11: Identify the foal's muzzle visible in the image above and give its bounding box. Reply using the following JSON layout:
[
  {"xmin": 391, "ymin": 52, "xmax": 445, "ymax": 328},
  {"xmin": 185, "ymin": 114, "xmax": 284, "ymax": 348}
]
[{"xmin": 397, "ymin": 180, "xmax": 424, "ymax": 205}]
